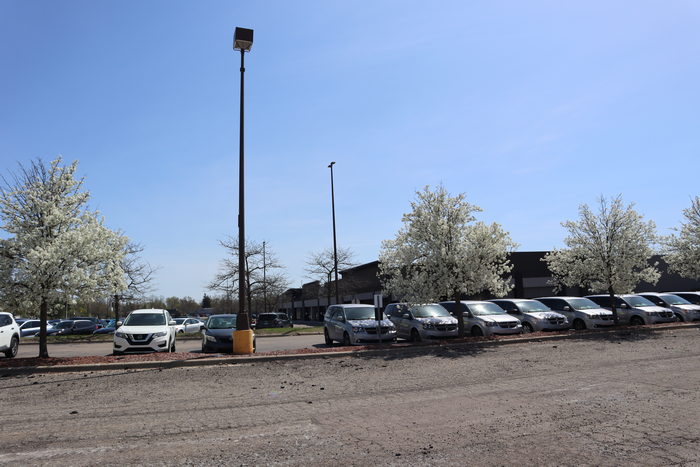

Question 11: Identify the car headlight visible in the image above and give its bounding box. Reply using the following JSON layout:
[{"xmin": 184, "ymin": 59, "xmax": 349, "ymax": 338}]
[
  {"xmin": 153, "ymin": 331, "xmax": 167, "ymax": 337},
  {"xmin": 115, "ymin": 331, "xmax": 127, "ymax": 338},
  {"xmin": 352, "ymin": 326, "xmax": 364, "ymax": 333},
  {"xmin": 484, "ymin": 321, "xmax": 498, "ymax": 327},
  {"xmin": 422, "ymin": 323, "xmax": 435, "ymax": 330},
  {"xmin": 206, "ymin": 334, "xmax": 217, "ymax": 342}
]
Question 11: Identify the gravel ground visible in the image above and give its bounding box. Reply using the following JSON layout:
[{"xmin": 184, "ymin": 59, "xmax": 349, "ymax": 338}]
[{"xmin": 0, "ymin": 327, "xmax": 699, "ymax": 465}]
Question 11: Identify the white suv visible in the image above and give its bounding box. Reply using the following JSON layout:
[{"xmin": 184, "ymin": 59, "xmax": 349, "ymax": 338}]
[
  {"xmin": 113, "ymin": 309, "xmax": 177, "ymax": 355},
  {"xmin": 0, "ymin": 312, "xmax": 20, "ymax": 358},
  {"xmin": 585, "ymin": 294, "xmax": 676, "ymax": 325},
  {"xmin": 323, "ymin": 304, "xmax": 397, "ymax": 346},
  {"xmin": 440, "ymin": 301, "xmax": 523, "ymax": 337}
]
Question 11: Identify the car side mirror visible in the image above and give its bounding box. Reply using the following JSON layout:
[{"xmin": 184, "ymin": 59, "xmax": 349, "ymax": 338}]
[
  {"xmin": 169, "ymin": 320, "xmax": 176, "ymax": 326},
  {"xmin": 402, "ymin": 313, "xmax": 410, "ymax": 319},
  {"xmin": 337, "ymin": 317, "xmax": 345, "ymax": 323},
  {"xmin": 620, "ymin": 303, "xmax": 628, "ymax": 309},
  {"xmin": 116, "ymin": 321, "xmax": 123, "ymax": 327},
  {"xmin": 563, "ymin": 306, "xmax": 570, "ymax": 311}
]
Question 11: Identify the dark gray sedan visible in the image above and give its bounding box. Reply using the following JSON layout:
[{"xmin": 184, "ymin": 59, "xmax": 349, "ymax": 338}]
[{"xmin": 201, "ymin": 314, "xmax": 256, "ymax": 353}]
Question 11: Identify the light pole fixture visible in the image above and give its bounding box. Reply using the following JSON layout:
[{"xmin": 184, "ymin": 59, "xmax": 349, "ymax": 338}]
[
  {"xmin": 232, "ymin": 26, "xmax": 254, "ymax": 354},
  {"xmin": 328, "ymin": 161, "xmax": 340, "ymax": 305}
]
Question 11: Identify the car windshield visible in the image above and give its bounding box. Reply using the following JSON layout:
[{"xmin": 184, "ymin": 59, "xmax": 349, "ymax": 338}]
[
  {"xmin": 345, "ymin": 307, "xmax": 379, "ymax": 320},
  {"xmin": 411, "ymin": 305, "xmax": 452, "ymax": 318},
  {"xmin": 207, "ymin": 316, "xmax": 237, "ymax": 329},
  {"xmin": 519, "ymin": 301, "xmax": 551, "ymax": 312},
  {"xmin": 567, "ymin": 298, "xmax": 601, "ymax": 310},
  {"xmin": 258, "ymin": 314, "xmax": 277, "ymax": 320},
  {"xmin": 468, "ymin": 303, "xmax": 508, "ymax": 316},
  {"xmin": 659, "ymin": 294, "xmax": 690, "ymax": 305},
  {"xmin": 625, "ymin": 296, "xmax": 655, "ymax": 307},
  {"xmin": 124, "ymin": 313, "xmax": 166, "ymax": 326}
]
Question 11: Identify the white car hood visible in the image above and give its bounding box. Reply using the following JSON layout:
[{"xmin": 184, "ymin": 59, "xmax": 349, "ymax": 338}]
[
  {"xmin": 479, "ymin": 314, "xmax": 520, "ymax": 324},
  {"xmin": 674, "ymin": 304, "xmax": 700, "ymax": 311},
  {"xmin": 580, "ymin": 308, "xmax": 613, "ymax": 317},
  {"xmin": 119, "ymin": 325, "xmax": 170, "ymax": 335},
  {"xmin": 525, "ymin": 311, "xmax": 566, "ymax": 320},
  {"xmin": 414, "ymin": 317, "xmax": 457, "ymax": 325},
  {"xmin": 637, "ymin": 306, "xmax": 670, "ymax": 313},
  {"xmin": 348, "ymin": 319, "xmax": 394, "ymax": 328}
]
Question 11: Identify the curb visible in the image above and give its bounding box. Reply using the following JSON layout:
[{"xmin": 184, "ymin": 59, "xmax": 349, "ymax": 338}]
[
  {"xmin": 18, "ymin": 331, "xmax": 324, "ymax": 345},
  {"xmin": 3, "ymin": 323, "xmax": 698, "ymax": 376}
]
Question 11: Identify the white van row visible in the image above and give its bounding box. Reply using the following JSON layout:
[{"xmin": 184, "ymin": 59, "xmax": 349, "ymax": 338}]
[{"xmin": 377, "ymin": 291, "xmax": 700, "ymax": 341}]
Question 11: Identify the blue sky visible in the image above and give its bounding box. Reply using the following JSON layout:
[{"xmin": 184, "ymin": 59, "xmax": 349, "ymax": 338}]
[{"xmin": 1, "ymin": 1, "xmax": 699, "ymax": 299}]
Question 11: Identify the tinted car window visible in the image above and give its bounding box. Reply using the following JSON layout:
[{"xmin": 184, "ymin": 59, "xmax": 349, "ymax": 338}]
[{"xmin": 0, "ymin": 315, "xmax": 11, "ymax": 327}]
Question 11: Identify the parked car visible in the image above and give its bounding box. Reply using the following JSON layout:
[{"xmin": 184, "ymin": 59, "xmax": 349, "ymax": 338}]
[
  {"xmin": 201, "ymin": 314, "xmax": 256, "ymax": 353},
  {"xmin": 585, "ymin": 294, "xmax": 676, "ymax": 325},
  {"xmin": 637, "ymin": 292, "xmax": 700, "ymax": 322},
  {"xmin": 535, "ymin": 297, "xmax": 615, "ymax": 330},
  {"xmin": 70, "ymin": 316, "xmax": 104, "ymax": 329},
  {"xmin": 51, "ymin": 319, "xmax": 99, "ymax": 335},
  {"xmin": 440, "ymin": 300, "xmax": 523, "ymax": 337},
  {"xmin": 670, "ymin": 291, "xmax": 700, "ymax": 305},
  {"xmin": 384, "ymin": 303, "xmax": 457, "ymax": 341},
  {"xmin": 93, "ymin": 319, "xmax": 117, "ymax": 335},
  {"xmin": 255, "ymin": 313, "xmax": 293, "ymax": 329},
  {"xmin": 19, "ymin": 319, "xmax": 56, "ymax": 337},
  {"xmin": 323, "ymin": 304, "xmax": 396, "ymax": 346},
  {"xmin": 489, "ymin": 299, "xmax": 569, "ymax": 333},
  {"xmin": 0, "ymin": 312, "xmax": 20, "ymax": 358},
  {"xmin": 113, "ymin": 309, "xmax": 177, "ymax": 355},
  {"xmin": 173, "ymin": 318, "xmax": 205, "ymax": 334}
]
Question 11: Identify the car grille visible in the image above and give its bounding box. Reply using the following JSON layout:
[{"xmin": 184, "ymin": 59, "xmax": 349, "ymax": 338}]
[
  {"xmin": 364, "ymin": 327, "xmax": 390, "ymax": 334},
  {"xmin": 125, "ymin": 333, "xmax": 154, "ymax": 345},
  {"xmin": 217, "ymin": 336, "xmax": 232, "ymax": 342},
  {"xmin": 660, "ymin": 311, "xmax": 673, "ymax": 318},
  {"xmin": 599, "ymin": 315, "xmax": 613, "ymax": 320},
  {"xmin": 499, "ymin": 322, "xmax": 519, "ymax": 328},
  {"xmin": 548, "ymin": 317, "xmax": 566, "ymax": 325},
  {"xmin": 131, "ymin": 334, "xmax": 148, "ymax": 341},
  {"xmin": 435, "ymin": 324, "xmax": 457, "ymax": 331}
]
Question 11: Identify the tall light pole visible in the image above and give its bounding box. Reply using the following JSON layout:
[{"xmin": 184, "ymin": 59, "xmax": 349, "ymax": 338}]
[
  {"xmin": 262, "ymin": 240, "xmax": 267, "ymax": 314},
  {"xmin": 328, "ymin": 161, "xmax": 340, "ymax": 305},
  {"xmin": 233, "ymin": 26, "xmax": 254, "ymax": 354}
]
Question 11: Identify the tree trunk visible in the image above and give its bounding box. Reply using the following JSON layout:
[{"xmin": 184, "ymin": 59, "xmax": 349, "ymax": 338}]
[
  {"xmin": 39, "ymin": 298, "xmax": 49, "ymax": 358},
  {"xmin": 608, "ymin": 287, "xmax": 619, "ymax": 325},
  {"xmin": 454, "ymin": 290, "xmax": 464, "ymax": 337},
  {"xmin": 114, "ymin": 294, "xmax": 120, "ymax": 323}
]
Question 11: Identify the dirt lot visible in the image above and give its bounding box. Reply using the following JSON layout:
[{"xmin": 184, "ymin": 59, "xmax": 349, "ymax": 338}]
[{"xmin": 1, "ymin": 327, "xmax": 699, "ymax": 465}]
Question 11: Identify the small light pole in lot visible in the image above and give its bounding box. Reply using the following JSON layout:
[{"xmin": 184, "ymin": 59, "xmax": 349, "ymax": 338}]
[
  {"xmin": 232, "ymin": 26, "xmax": 255, "ymax": 354},
  {"xmin": 328, "ymin": 161, "xmax": 340, "ymax": 305},
  {"xmin": 262, "ymin": 240, "xmax": 267, "ymax": 314}
]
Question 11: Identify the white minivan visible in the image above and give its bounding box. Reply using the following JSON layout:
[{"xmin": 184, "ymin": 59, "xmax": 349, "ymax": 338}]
[
  {"xmin": 637, "ymin": 292, "xmax": 700, "ymax": 323},
  {"xmin": 585, "ymin": 294, "xmax": 676, "ymax": 325},
  {"xmin": 439, "ymin": 301, "xmax": 523, "ymax": 337},
  {"xmin": 536, "ymin": 297, "xmax": 615, "ymax": 330}
]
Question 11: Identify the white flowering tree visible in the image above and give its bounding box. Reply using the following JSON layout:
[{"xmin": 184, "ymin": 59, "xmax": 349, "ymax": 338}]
[
  {"xmin": 0, "ymin": 158, "xmax": 127, "ymax": 358},
  {"xmin": 379, "ymin": 185, "xmax": 517, "ymax": 337},
  {"xmin": 543, "ymin": 195, "xmax": 659, "ymax": 323},
  {"xmin": 664, "ymin": 196, "xmax": 700, "ymax": 280}
]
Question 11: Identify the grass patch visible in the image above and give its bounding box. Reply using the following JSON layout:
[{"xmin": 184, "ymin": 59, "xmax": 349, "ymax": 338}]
[
  {"xmin": 25, "ymin": 334, "xmax": 114, "ymax": 344},
  {"xmin": 254, "ymin": 326, "xmax": 324, "ymax": 336}
]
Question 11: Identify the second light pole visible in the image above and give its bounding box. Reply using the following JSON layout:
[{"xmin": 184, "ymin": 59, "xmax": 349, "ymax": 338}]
[{"xmin": 328, "ymin": 161, "xmax": 340, "ymax": 305}]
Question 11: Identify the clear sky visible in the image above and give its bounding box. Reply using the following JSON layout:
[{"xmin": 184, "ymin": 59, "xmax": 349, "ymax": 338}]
[{"xmin": 1, "ymin": 1, "xmax": 699, "ymax": 300}]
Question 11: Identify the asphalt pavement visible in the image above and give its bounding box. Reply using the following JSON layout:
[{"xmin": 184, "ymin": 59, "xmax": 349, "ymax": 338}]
[
  {"xmin": 15, "ymin": 333, "xmax": 325, "ymax": 358},
  {"xmin": 1, "ymin": 327, "xmax": 699, "ymax": 465}
]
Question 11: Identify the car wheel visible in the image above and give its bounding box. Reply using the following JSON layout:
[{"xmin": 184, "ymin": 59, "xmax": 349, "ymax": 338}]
[
  {"xmin": 342, "ymin": 332, "xmax": 351, "ymax": 346},
  {"xmin": 522, "ymin": 322, "xmax": 534, "ymax": 333},
  {"xmin": 170, "ymin": 340, "xmax": 176, "ymax": 353},
  {"xmin": 5, "ymin": 335, "xmax": 18, "ymax": 358},
  {"xmin": 410, "ymin": 328, "xmax": 422, "ymax": 342},
  {"xmin": 289, "ymin": 323, "xmax": 294, "ymax": 328},
  {"xmin": 324, "ymin": 328, "xmax": 334, "ymax": 346},
  {"xmin": 675, "ymin": 313, "xmax": 684, "ymax": 322},
  {"xmin": 573, "ymin": 319, "xmax": 586, "ymax": 331},
  {"xmin": 253, "ymin": 338, "xmax": 256, "ymax": 353},
  {"xmin": 178, "ymin": 329, "xmax": 184, "ymax": 334},
  {"xmin": 630, "ymin": 316, "xmax": 645, "ymax": 326},
  {"xmin": 471, "ymin": 326, "xmax": 484, "ymax": 337},
  {"xmin": 112, "ymin": 350, "xmax": 123, "ymax": 356}
]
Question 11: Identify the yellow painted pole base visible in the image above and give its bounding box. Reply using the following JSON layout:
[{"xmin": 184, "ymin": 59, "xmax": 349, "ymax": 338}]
[{"xmin": 233, "ymin": 329, "xmax": 255, "ymax": 354}]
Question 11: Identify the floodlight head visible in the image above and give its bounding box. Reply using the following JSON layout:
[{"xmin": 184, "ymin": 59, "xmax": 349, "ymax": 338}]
[
  {"xmin": 328, "ymin": 161, "xmax": 336, "ymax": 168},
  {"xmin": 233, "ymin": 27, "xmax": 254, "ymax": 52}
]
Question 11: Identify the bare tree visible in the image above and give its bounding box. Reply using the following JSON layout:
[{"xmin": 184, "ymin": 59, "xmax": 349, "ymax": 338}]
[
  {"xmin": 209, "ymin": 238, "xmax": 287, "ymax": 316},
  {"xmin": 305, "ymin": 247, "xmax": 356, "ymax": 306},
  {"xmin": 112, "ymin": 242, "xmax": 157, "ymax": 323}
]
